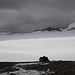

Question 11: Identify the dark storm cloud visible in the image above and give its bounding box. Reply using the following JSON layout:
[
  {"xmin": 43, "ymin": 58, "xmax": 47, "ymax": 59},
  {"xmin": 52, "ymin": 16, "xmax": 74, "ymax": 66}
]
[
  {"xmin": 0, "ymin": 0, "xmax": 27, "ymax": 9},
  {"xmin": 53, "ymin": 0, "xmax": 75, "ymax": 11},
  {"xmin": 0, "ymin": 0, "xmax": 55, "ymax": 9},
  {"xmin": 0, "ymin": 0, "xmax": 75, "ymax": 32}
]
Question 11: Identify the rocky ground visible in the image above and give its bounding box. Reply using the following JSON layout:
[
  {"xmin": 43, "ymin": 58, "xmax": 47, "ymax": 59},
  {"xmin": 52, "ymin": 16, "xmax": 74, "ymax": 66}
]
[{"xmin": 0, "ymin": 61, "xmax": 75, "ymax": 75}]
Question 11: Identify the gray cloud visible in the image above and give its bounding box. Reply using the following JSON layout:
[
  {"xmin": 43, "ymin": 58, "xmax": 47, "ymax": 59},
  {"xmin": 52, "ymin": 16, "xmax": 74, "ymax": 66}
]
[
  {"xmin": 0, "ymin": 0, "xmax": 75, "ymax": 32},
  {"xmin": 53, "ymin": 0, "xmax": 75, "ymax": 11},
  {"xmin": 0, "ymin": 0, "xmax": 27, "ymax": 9}
]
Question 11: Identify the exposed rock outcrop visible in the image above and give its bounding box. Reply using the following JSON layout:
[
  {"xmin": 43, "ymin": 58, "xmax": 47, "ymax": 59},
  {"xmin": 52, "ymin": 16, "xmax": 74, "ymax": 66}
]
[{"xmin": 39, "ymin": 56, "xmax": 50, "ymax": 63}]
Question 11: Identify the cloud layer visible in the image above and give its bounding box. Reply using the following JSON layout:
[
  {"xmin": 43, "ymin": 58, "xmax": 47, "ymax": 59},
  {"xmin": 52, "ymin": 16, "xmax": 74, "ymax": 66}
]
[{"xmin": 0, "ymin": 0, "xmax": 75, "ymax": 32}]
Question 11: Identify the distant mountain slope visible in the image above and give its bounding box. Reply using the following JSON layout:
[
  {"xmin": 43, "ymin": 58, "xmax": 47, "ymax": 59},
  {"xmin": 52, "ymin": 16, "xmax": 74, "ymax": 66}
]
[
  {"xmin": 0, "ymin": 29, "xmax": 75, "ymax": 41},
  {"xmin": 66, "ymin": 21, "xmax": 75, "ymax": 31},
  {"xmin": 37, "ymin": 27, "xmax": 62, "ymax": 32},
  {"xmin": 0, "ymin": 22, "xmax": 75, "ymax": 41}
]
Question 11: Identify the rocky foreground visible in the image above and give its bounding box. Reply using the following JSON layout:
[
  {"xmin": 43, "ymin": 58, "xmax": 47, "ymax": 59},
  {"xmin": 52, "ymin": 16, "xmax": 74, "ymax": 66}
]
[{"xmin": 0, "ymin": 61, "xmax": 75, "ymax": 75}]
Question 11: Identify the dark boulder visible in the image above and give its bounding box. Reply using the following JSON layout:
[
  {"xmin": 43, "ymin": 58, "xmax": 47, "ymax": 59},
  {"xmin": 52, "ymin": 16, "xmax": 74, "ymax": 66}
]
[{"xmin": 39, "ymin": 56, "xmax": 50, "ymax": 63}]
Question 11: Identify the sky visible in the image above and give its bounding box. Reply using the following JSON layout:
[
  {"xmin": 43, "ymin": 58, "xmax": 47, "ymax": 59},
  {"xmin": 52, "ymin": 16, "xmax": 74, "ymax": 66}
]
[
  {"xmin": 0, "ymin": 37, "xmax": 75, "ymax": 62},
  {"xmin": 0, "ymin": 30, "xmax": 75, "ymax": 61},
  {"xmin": 0, "ymin": 0, "xmax": 75, "ymax": 32},
  {"xmin": 0, "ymin": 0, "xmax": 75, "ymax": 61}
]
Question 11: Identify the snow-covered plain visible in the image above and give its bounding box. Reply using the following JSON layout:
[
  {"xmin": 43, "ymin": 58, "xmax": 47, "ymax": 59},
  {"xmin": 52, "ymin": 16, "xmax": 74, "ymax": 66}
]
[{"xmin": 0, "ymin": 22, "xmax": 75, "ymax": 61}]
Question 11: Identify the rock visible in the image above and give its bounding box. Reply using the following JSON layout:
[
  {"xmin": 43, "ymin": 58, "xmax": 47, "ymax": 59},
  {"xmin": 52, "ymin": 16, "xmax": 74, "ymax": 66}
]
[
  {"xmin": 39, "ymin": 56, "xmax": 50, "ymax": 63},
  {"xmin": 41, "ymin": 27, "xmax": 61, "ymax": 31}
]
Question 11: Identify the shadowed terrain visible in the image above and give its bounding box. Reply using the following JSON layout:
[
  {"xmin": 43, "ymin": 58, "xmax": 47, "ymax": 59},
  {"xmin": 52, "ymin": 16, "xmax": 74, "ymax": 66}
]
[{"xmin": 0, "ymin": 61, "xmax": 75, "ymax": 75}]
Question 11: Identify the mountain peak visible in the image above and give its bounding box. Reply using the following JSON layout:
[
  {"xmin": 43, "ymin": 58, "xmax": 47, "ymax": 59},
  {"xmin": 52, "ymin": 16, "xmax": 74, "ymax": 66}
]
[{"xmin": 67, "ymin": 21, "xmax": 75, "ymax": 31}]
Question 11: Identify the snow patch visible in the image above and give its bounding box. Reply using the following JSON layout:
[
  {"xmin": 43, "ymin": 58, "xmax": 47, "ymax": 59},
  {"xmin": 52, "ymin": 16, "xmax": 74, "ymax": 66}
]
[{"xmin": 67, "ymin": 21, "xmax": 75, "ymax": 31}]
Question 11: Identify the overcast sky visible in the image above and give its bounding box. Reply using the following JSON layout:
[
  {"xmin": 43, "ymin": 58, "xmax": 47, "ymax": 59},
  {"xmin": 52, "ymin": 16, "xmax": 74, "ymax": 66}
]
[
  {"xmin": 0, "ymin": 0, "xmax": 75, "ymax": 32},
  {"xmin": 0, "ymin": 37, "xmax": 75, "ymax": 61}
]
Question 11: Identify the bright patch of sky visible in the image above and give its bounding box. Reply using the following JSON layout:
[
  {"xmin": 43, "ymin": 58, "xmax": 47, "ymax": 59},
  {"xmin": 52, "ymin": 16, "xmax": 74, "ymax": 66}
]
[{"xmin": 0, "ymin": 37, "xmax": 75, "ymax": 61}]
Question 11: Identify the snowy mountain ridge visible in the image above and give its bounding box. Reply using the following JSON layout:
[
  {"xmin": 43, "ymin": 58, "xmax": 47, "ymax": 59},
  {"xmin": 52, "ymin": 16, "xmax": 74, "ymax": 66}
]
[
  {"xmin": 0, "ymin": 21, "xmax": 75, "ymax": 35},
  {"xmin": 66, "ymin": 21, "xmax": 75, "ymax": 31},
  {"xmin": 0, "ymin": 22, "xmax": 75, "ymax": 41}
]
